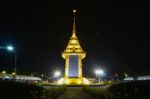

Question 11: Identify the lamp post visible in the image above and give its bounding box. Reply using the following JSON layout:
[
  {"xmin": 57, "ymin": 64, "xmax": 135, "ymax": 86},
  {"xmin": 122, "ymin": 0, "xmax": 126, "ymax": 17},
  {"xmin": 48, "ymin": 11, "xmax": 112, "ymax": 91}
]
[
  {"xmin": 95, "ymin": 69, "xmax": 104, "ymax": 83},
  {"xmin": 54, "ymin": 71, "xmax": 61, "ymax": 83},
  {"xmin": 1, "ymin": 71, "xmax": 6, "ymax": 80},
  {"xmin": 0, "ymin": 45, "xmax": 17, "ymax": 77},
  {"xmin": 54, "ymin": 71, "xmax": 61, "ymax": 78},
  {"xmin": 6, "ymin": 45, "xmax": 17, "ymax": 75}
]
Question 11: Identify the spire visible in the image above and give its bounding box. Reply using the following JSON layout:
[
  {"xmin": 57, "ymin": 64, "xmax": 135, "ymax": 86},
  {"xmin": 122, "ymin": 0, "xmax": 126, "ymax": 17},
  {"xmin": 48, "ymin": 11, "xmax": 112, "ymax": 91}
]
[
  {"xmin": 62, "ymin": 9, "xmax": 86, "ymax": 59},
  {"xmin": 72, "ymin": 9, "xmax": 76, "ymax": 37}
]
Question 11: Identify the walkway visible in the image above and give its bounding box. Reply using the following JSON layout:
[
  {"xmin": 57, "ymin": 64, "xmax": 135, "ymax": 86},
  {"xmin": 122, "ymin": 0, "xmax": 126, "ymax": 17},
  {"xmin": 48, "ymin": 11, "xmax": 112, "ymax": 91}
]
[{"xmin": 57, "ymin": 87, "xmax": 93, "ymax": 99}]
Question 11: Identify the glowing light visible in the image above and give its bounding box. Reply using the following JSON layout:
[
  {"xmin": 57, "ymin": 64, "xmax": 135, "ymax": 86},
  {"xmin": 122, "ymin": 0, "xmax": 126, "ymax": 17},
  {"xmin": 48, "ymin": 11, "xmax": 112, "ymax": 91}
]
[
  {"xmin": 83, "ymin": 78, "xmax": 90, "ymax": 85},
  {"xmin": 95, "ymin": 69, "xmax": 104, "ymax": 76},
  {"xmin": 115, "ymin": 73, "xmax": 118, "ymax": 76},
  {"xmin": 77, "ymin": 80, "xmax": 82, "ymax": 84},
  {"xmin": 54, "ymin": 71, "xmax": 61, "ymax": 77},
  {"xmin": 108, "ymin": 81, "xmax": 112, "ymax": 84},
  {"xmin": 12, "ymin": 72, "xmax": 16, "ymax": 75},
  {"xmin": 6, "ymin": 45, "xmax": 14, "ymax": 51},
  {"xmin": 73, "ymin": 9, "xmax": 76, "ymax": 13},
  {"xmin": 64, "ymin": 79, "xmax": 70, "ymax": 84},
  {"xmin": 41, "ymin": 74, "xmax": 44, "ymax": 77},
  {"xmin": 57, "ymin": 78, "xmax": 64, "ymax": 85},
  {"xmin": 124, "ymin": 73, "xmax": 128, "ymax": 77},
  {"xmin": 2, "ymin": 71, "xmax": 6, "ymax": 74},
  {"xmin": 57, "ymin": 77, "xmax": 90, "ymax": 85},
  {"xmin": 61, "ymin": 10, "xmax": 87, "ymax": 85},
  {"xmin": 71, "ymin": 40, "xmax": 77, "ymax": 43}
]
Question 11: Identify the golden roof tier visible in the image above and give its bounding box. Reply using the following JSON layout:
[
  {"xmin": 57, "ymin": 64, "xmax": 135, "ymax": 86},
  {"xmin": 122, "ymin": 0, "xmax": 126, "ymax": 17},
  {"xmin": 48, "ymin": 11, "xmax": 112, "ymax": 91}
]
[{"xmin": 62, "ymin": 10, "xmax": 86, "ymax": 59}]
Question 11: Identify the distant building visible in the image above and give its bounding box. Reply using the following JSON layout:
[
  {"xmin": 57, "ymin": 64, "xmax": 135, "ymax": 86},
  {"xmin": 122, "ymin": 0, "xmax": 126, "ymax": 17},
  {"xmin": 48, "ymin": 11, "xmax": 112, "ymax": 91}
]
[
  {"xmin": 124, "ymin": 76, "xmax": 150, "ymax": 81},
  {"xmin": 0, "ymin": 74, "xmax": 42, "ymax": 83}
]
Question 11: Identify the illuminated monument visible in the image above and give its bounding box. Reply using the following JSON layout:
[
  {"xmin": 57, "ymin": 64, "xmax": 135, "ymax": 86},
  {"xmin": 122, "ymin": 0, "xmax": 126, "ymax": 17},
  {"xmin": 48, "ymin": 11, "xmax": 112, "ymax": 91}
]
[{"xmin": 59, "ymin": 10, "xmax": 89, "ymax": 85}]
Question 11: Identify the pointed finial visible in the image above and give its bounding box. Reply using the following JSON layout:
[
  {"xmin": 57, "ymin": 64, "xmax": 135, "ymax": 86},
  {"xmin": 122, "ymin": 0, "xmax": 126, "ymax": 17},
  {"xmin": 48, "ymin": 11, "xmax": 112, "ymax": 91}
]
[{"xmin": 72, "ymin": 9, "xmax": 76, "ymax": 37}]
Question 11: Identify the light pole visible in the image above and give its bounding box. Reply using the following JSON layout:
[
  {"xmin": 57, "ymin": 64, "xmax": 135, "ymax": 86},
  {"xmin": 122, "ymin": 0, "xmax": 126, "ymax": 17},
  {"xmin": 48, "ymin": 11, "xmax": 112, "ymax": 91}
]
[
  {"xmin": 6, "ymin": 45, "xmax": 17, "ymax": 75},
  {"xmin": 95, "ymin": 69, "xmax": 104, "ymax": 83},
  {"xmin": 54, "ymin": 71, "xmax": 61, "ymax": 78},
  {"xmin": 0, "ymin": 45, "xmax": 17, "ymax": 76},
  {"xmin": 54, "ymin": 71, "xmax": 61, "ymax": 83},
  {"xmin": 1, "ymin": 71, "xmax": 6, "ymax": 80},
  {"xmin": 2, "ymin": 70, "xmax": 6, "ymax": 74}
]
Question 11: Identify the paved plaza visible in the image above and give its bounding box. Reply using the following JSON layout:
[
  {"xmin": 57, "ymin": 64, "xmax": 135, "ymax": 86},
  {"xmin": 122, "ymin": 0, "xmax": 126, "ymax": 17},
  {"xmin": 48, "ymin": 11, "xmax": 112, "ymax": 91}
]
[{"xmin": 57, "ymin": 87, "xmax": 93, "ymax": 99}]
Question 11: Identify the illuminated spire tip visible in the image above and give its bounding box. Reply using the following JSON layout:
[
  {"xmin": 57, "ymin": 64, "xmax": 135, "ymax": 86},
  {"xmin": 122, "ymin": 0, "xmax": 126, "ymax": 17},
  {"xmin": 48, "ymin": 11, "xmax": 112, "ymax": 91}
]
[{"xmin": 72, "ymin": 9, "xmax": 76, "ymax": 37}]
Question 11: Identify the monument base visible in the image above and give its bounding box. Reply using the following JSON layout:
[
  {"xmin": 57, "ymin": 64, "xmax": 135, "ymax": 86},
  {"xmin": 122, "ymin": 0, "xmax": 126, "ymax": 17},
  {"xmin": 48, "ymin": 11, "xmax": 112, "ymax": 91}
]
[{"xmin": 57, "ymin": 77, "xmax": 89, "ymax": 85}]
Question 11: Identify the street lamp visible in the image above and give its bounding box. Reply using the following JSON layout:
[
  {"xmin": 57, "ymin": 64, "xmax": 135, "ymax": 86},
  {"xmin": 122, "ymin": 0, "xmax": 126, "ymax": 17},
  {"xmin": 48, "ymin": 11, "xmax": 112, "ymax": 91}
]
[
  {"xmin": 54, "ymin": 71, "xmax": 61, "ymax": 77},
  {"xmin": 54, "ymin": 71, "xmax": 61, "ymax": 84},
  {"xmin": 6, "ymin": 45, "xmax": 14, "ymax": 51},
  {"xmin": 0, "ymin": 45, "xmax": 17, "ymax": 77},
  {"xmin": 1, "ymin": 71, "xmax": 6, "ymax": 80},
  {"xmin": 95, "ymin": 69, "xmax": 105, "ymax": 83},
  {"xmin": 6, "ymin": 45, "xmax": 17, "ymax": 75},
  {"xmin": 2, "ymin": 70, "xmax": 6, "ymax": 74},
  {"xmin": 12, "ymin": 72, "xmax": 16, "ymax": 75}
]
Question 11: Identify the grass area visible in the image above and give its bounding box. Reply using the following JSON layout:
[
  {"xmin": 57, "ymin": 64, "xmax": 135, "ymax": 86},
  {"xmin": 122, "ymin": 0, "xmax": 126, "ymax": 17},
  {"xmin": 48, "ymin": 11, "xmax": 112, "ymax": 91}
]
[
  {"xmin": 83, "ymin": 80, "xmax": 150, "ymax": 99},
  {"xmin": 83, "ymin": 85, "xmax": 105, "ymax": 99},
  {"xmin": 0, "ymin": 80, "xmax": 67, "ymax": 99},
  {"xmin": 106, "ymin": 80, "xmax": 150, "ymax": 99},
  {"xmin": 46, "ymin": 86, "xmax": 67, "ymax": 99}
]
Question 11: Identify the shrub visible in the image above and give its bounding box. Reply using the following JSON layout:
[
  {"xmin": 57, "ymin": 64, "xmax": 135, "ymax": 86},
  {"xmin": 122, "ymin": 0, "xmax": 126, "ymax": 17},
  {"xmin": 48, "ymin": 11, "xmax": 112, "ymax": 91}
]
[
  {"xmin": 106, "ymin": 80, "xmax": 150, "ymax": 99},
  {"xmin": 83, "ymin": 81, "xmax": 150, "ymax": 99},
  {"xmin": 83, "ymin": 85, "xmax": 105, "ymax": 99},
  {"xmin": 47, "ymin": 85, "xmax": 67, "ymax": 99},
  {"xmin": 0, "ymin": 80, "xmax": 67, "ymax": 99}
]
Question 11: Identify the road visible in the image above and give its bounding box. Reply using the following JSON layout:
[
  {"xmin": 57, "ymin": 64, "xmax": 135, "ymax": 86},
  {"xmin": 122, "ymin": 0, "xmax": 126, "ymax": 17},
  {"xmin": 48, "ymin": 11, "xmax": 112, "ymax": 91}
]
[{"xmin": 57, "ymin": 87, "xmax": 93, "ymax": 99}]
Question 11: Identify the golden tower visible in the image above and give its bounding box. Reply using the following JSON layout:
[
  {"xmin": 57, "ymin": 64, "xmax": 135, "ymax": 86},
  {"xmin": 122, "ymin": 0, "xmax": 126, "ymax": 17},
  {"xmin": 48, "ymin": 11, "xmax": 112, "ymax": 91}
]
[{"xmin": 60, "ymin": 10, "xmax": 89, "ymax": 85}]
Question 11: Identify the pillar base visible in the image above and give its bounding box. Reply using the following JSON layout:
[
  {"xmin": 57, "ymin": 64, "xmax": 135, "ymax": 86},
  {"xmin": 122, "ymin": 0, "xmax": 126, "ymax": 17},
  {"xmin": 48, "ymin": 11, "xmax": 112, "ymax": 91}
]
[{"xmin": 57, "ymin": 77, "xmax": 89, "ymax": 85}]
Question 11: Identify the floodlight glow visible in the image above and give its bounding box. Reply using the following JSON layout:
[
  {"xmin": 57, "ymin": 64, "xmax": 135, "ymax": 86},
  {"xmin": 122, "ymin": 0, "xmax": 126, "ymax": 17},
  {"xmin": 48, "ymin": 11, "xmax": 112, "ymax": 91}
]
[
  {"xmin": 125, "ymin": 74, "xmax": 128, "ymax": 77},
  {"xmin": 73, "ymin": 9, "xmax": 76, "ymax": 13},
  {"xmin": 2, "ymin": 71, "xmax": 6, "ymax": 74},
  {"xmin": 12, "ymin": 72, "xmax": 16, "ymax": 75},
  {"xmin": 54, "ymin": 71, "xmax": 61, "ymax": 77},
  {"xmin": 6, "ymin": 45, "xmax": 14, "ymax": 51},
  {"xmin": 95, "ymin": 69, "xmax": 105, "ymax": 76}
]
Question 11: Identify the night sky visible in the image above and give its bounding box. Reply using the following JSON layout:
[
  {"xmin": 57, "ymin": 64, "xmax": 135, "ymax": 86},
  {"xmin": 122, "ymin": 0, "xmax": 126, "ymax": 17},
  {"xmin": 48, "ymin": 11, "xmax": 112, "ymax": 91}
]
[{"xmin": 0, "ymin": 0, "xmax": 150, "ymax": 77}]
